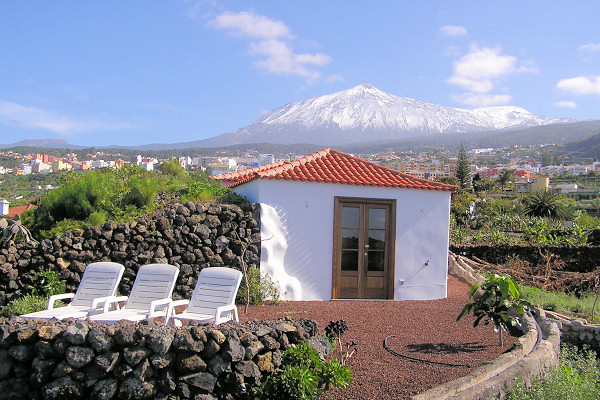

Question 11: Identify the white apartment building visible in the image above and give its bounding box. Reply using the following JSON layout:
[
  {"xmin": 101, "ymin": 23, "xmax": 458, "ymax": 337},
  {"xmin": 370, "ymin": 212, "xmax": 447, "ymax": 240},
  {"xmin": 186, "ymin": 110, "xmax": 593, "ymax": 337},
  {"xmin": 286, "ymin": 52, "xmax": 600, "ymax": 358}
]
[{"xmin": 258, "ymin": 154, "xmax": 275, "ymax": 166}]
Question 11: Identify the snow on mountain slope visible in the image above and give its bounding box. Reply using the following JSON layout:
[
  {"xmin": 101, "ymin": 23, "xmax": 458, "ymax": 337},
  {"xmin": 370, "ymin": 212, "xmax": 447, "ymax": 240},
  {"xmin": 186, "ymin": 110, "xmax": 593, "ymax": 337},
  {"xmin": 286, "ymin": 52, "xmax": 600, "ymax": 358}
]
[{"xmin": 204, "ymin": 83, "xmax": 573, "ymax": 146}]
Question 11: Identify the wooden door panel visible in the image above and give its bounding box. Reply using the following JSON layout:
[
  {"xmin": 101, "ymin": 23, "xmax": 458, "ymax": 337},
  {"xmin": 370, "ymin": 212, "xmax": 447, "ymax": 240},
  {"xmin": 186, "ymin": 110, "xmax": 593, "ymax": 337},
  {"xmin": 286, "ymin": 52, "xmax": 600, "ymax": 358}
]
[{"xmin": 333, "ymin": 198, "xmax": 395, "ymax": 300}]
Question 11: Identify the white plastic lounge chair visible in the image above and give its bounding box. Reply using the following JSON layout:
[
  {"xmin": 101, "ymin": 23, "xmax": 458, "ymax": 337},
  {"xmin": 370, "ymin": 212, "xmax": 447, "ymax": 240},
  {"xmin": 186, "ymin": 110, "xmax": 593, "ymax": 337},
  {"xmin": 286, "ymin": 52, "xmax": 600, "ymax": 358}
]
[
  {"xmin": 21, "ymin": 262, "xmax": 125, "ymax": 320},
  {"xmin": 90, "ymin": 263, "xmax": 179, "ymax": 324},
  {"xmin": 165, "ymin": 267, "xmax": 242, "ymax": 326}
]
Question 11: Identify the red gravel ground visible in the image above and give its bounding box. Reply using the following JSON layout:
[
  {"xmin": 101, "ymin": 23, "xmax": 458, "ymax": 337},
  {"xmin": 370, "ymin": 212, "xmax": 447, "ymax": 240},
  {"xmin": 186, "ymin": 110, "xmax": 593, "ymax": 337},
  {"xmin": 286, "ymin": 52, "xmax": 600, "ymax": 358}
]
[{"xmin": 238, "ymin": 275, "xmax": 516, "ymax": 400}]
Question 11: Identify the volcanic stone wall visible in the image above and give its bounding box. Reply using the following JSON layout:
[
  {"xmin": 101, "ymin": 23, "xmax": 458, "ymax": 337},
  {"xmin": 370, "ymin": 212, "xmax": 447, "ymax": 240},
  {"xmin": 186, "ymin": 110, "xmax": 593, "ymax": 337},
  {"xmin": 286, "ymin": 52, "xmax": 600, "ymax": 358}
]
[
  {"xmin": 0, "ymin": 316, "xmax": 327, "ymax": 400},
  {"xmin": 0, "ymin": 202, "xmax": 261, "ymax": 306},
  {"xmin": 450, "ymin": 244, "xmax": 600, "ymax": 273}
]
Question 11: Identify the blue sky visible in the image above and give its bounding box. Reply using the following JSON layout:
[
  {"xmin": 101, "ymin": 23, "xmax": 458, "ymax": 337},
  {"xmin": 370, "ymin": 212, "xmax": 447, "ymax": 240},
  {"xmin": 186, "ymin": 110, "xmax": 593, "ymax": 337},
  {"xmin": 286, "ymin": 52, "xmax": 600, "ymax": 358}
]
[{"xmin": 1, "ymin": 1, "xmax": 599, "ymax": 147}]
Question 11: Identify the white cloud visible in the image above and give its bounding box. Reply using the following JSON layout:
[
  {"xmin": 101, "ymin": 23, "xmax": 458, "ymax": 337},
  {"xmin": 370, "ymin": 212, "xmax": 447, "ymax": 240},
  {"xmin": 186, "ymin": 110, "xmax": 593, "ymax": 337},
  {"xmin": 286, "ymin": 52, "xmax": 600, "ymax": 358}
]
[
  {"xmin": 447, "ymin": 44, "xmax": 538, "ymax": 107},
  {"xmin": 208, "ymin": 11, "xmax": 292, "ymax": 40},
  {"xmin": 208, "ymin": 10, "xmax": 333, "ymax": 82},
  {"xmin": 557, "ymin": 76, "xmax": 600, "ymax": 95},
  {"xmin": 440, "ymin": 25, "xmax": 467, "ymax": 36},
  {"xmin": 0, "ymin": 101, "xmax": 131, "ymax": 134},
  {"xmin": 452, "ymin": 93, "xmax": 512, "ymax": 107},
  {"xmin": 554, "ymin": 101, "xmax": 577, "ymax": 108},
  {"xmin": 448, "ymin": 44, "xmax": 538, "ymax": 93},
  {"xmin": 578, "ymin": 43, "xmax": 600, "ymax": 52}
]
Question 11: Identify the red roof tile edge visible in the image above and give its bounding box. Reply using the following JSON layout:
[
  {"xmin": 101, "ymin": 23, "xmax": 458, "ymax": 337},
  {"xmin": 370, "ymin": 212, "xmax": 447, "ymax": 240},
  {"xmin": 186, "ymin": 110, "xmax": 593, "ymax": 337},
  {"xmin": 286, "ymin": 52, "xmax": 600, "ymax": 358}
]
[{"xmin": 213, "ymin": 148, "xmax": 457, "ymax": 192}]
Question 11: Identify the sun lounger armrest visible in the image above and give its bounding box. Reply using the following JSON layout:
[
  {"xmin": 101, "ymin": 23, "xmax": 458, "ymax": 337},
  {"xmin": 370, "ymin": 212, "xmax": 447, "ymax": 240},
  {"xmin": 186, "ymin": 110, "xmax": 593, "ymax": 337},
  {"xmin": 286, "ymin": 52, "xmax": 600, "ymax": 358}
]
[
  {"xmin": 47, "ymin": 293, "xmax": 75, "ymax": 310},
  {"xmin": 148, "ymin": 298, "xmax": 173, "ymax": 319},
  {"xmin": 165, "ymin": 300, "xmax": 190, "ymax": 325},
  {"xmin": 102, "ymin": 296, "xmax": 128, "ymax": 313},
  {"xmin": 90, "ymin": 296, "xmax": 120, "ymax": 313},
  {"xmin": 214, "ymin": 304, "xmax": 239, "ymax": 325}
]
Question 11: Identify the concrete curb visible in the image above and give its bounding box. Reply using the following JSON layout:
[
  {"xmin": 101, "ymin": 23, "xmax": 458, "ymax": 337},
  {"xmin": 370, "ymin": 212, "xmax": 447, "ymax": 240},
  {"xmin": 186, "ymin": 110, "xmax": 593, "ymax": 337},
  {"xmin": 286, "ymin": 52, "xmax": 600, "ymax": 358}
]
[{"xmin": 411, "ymin": 253, "xmax": 561, "ymax": 399}]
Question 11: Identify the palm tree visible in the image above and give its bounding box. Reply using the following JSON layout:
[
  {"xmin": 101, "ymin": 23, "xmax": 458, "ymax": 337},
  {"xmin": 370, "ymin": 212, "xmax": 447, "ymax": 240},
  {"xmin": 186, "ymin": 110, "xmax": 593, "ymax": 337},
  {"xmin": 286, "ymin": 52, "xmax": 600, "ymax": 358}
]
[{"xmin": 523, "ymin": 189, "xmax": 567, "ymax": 220}]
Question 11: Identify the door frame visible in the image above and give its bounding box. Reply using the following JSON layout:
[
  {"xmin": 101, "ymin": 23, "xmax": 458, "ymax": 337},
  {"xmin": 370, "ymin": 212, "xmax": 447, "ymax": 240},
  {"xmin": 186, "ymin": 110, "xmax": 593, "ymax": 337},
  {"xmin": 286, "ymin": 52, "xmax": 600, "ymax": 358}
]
[{"xmin": 331, "ymin": 196, "xmax": 396, "ymax": 299}]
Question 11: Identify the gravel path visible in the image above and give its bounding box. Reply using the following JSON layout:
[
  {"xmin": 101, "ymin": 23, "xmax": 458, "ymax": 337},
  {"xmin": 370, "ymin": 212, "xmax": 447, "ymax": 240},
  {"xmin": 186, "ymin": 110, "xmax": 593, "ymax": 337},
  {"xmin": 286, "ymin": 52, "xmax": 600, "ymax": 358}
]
[{"xmin": 238, "ymin": 275, "xmax": 515, "ymax": 399}]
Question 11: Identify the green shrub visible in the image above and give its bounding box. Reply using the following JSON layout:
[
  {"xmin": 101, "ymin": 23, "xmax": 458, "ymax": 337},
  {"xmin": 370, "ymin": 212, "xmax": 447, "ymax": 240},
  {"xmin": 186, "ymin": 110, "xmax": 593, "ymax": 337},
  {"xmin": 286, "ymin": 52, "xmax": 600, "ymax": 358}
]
[
  {"xmin": 0, "ymin": 294, "xmax": 48, "ymax": 317},
  {"xmin": 122, "ymin": 177, "xmax": 158, "ymax": 208},
  {"xmin": 507, "ymin": 346, "xmax": 600, "ymax": 400},
  {"xmin": 86, "ymin": 211, "xmax": 108, "ymax": 227},
  {"xmin": 237, "ymin": 268, "xmax": 280, "ymax": 306},
  {"xmin": 28, "ymin": 269, "xmax": 65, "ymax": 297},
  {"xmin": 252, "ymin": 341, "xmax": 352, "ymax": 400}
]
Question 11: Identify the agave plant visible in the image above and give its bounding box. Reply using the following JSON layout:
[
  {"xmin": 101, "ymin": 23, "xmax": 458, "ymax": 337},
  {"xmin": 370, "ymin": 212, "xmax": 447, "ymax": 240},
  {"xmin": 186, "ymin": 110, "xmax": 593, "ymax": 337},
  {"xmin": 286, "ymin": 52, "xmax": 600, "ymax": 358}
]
[{"xmin": 0, "ymin": 216, "xmax": 38, "ymax": 245}]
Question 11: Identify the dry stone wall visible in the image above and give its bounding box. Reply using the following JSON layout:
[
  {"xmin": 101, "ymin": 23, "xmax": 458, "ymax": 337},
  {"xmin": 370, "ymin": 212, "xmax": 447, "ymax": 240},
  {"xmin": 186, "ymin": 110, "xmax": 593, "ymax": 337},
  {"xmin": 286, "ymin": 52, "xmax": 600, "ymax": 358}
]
[
  {"xmin": 0, "ymin": 202, "xmax": 261, "ymax": 306},
  {"xmin": 0, "ymin": 316, "xmax": 327, "ymax": 400},
  {"xmin": 450, "ymin": 244, "xmax": 600, "ymax": 273}
]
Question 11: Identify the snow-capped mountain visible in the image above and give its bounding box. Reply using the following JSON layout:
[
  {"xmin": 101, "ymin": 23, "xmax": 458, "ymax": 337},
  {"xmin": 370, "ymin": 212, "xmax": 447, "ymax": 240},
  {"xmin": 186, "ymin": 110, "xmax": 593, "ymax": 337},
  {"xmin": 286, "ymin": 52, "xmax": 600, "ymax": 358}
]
[{"xmin": 203, "ymin": 83, "xmax": 573, "ymax": 146}]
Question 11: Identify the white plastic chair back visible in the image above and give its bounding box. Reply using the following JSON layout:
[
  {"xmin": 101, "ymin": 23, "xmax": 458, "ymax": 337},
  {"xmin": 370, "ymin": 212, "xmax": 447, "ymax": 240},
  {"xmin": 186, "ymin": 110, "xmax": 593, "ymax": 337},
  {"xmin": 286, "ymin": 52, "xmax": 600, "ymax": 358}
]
[
  {"xmin": 70, "ymin": 262, "xmax": 125, "ymax": 307},
  {"xmin": 186, "ymin": 267, "xmax": 242, "ymax": 317},
  {"xmin": 123, "ymin": 263, "xmax": 179, "ymax": 310}
]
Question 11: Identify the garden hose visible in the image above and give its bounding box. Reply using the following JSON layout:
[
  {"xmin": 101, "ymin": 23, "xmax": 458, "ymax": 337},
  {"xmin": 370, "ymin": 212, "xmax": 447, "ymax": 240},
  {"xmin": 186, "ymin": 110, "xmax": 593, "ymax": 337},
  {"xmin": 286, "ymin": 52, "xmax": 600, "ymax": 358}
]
[{"xmin": 383, "ymin": 335, "xmax": 472, "ymax": 368}]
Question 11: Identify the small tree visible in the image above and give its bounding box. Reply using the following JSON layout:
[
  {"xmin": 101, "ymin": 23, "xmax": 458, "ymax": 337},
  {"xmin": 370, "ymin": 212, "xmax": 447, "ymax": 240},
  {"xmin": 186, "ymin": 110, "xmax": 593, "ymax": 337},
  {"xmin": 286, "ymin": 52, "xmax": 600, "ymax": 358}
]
[
  {"xmin": 456, "ymin": 144, "xmax": 472, "ymax": 192},
  {"xmin": 457, "ymin": 273, "xmax": 529, "ymax": 346},
  {"xmin": 497, "ymin": 169, "xmax": 515, "ymax": 192}
]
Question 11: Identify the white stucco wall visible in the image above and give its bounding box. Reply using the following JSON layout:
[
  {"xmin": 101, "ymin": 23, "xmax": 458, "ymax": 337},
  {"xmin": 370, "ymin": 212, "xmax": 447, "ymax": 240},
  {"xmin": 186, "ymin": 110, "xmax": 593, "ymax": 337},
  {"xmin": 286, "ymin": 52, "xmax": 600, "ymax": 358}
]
[{"xmin": 233, "ymin": 179, "xmax": 451, "ymax": 301}]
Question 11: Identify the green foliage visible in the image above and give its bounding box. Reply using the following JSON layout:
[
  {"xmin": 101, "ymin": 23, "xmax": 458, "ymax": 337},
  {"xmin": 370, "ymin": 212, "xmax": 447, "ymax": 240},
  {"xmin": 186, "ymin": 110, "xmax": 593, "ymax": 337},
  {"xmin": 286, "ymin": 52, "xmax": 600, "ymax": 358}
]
[
  {"xmin": 449, "ymin": 215, "xmax": 468, "ymax": 244},
  {"xmin": 457, "ymin": 273, "xmax": 530, "ymax": 346},
  {"xmin": 122, "ymin": 176, "xmax": 158, "ymax": 208},
  {"xmin": 0, "ymin": 294, "xmax": 48, "ymax": 317},
  {"xmin": 237, "ymin": 268, "xmax": 280, "ymax": 306},
  {"xmin": 497, "ymin": 169, "xmax": 516, "ymax": 191},
  {"xmin": 456, "ymin": 144, "xmax": 472, "ymax": 192},
  {"xmin": 86, "ymin": 211, "xmax": 108, "ymax": 227},
  {"xmin": 520, "ymin": 286, "xmax": 600, "ymax": 323},
  {"xmin": 28, "ymin": 269, "xmax": 65, "ymax": 297},
  {"xmin": 252, "ymin": 341, "xmax": 352, "ymax": 400},
  {"xmin": 437, "ymin": 176, "xmax": 459, "ymax": 186},
  {"xmin": 523, "ymin": 189, "xmax": 568, "ymax": 220},
  {"xmin": 183, "ymin": 172, "xmax": 248, "ymax": 205},
  {"xmin": 159, "ymin": 158, "xmax": 188, "ymax": 178},
  {"xmin": 451, "ymin": 191, "xmax": 475, "ymax": 225},
  {"xmin": 507, "ymin": 346, "xmax": 600, "ymax": 400}
]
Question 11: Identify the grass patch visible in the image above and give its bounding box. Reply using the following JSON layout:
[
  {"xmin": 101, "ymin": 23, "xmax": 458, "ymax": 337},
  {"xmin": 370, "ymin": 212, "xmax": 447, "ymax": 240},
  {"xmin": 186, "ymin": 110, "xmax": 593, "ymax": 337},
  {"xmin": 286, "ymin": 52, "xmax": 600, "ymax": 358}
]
[
  {"xmin": 506, "ymin": 345, "xmax": 600, "ymax": 400},
  {"xmin": 521, "ymin": 286, "xmax": 600, "ymax": 323},
  {"xmin": 0, "ymin": 294, "xmax": 48, "ymax": 317}
]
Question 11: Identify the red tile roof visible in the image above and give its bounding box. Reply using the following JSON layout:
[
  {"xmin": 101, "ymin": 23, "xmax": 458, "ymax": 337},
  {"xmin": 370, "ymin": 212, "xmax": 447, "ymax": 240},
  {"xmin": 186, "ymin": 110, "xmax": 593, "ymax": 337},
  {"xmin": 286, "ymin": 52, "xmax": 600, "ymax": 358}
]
[
  {"xmin": 5, "ymin": 204, "xmax": 36, "ymax": 218},
  {"xmin": 213, "ymin": 148, "xmax": 457, "ymax": 192}
]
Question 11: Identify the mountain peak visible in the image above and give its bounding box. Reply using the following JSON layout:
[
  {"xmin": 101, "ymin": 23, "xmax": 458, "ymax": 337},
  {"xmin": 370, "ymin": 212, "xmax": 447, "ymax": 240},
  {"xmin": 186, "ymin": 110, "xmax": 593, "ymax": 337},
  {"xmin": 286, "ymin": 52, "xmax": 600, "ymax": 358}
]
[{"xmin": 202, "ymin": 85, "xmax": 574, "ymax": 146}]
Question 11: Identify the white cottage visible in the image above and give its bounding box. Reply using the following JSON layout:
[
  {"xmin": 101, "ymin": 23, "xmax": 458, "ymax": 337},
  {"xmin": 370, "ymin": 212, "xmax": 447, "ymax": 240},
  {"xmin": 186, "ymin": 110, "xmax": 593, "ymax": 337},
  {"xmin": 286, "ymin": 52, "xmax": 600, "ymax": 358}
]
[{"xmin": 214, "ymin": 149, "xmax": 456, "ymax": 301}]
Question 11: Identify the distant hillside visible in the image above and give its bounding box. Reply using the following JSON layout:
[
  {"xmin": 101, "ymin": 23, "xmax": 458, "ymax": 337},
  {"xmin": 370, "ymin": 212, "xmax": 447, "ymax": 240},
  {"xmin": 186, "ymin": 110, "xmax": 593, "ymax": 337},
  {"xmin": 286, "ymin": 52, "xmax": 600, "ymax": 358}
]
[
  {"xmin": 0, "ymin": 139, "xmax": 82, "ymax": 150},
  {"xmin": 557, "ymin": 130, "xmax": 600, "ymax": 161},
  {"xmin": 338, "ymin": 120, "xmax": 600, "ymax": 154},
  {"xmin": 3, "ymin": 120, "xmax": 599, "ymax": 156}
]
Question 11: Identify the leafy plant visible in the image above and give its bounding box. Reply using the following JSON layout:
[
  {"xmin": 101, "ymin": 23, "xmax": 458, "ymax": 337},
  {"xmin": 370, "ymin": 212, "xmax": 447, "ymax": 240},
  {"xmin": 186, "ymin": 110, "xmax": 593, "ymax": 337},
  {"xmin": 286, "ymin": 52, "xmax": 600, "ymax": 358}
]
[
  {"xmin": 324, "ymin": 320, "xmax": 356, "ymax": 366},
  {"xmin": 507, "ymin": 345, "xmax": 600, "ymax": 400},
  {"xmin": 252, "ymin": 341, "xmax": 352, "ymax": 400},
  {"xmin": 457, "ymin": 273, "xmax": 530, "ymax": 346},
  {"xmin": 523, "ymin": 189, "xmax": 568, "ymax": 220},
  {"xmin": 236, "ymin": 267, "xmax": 280, "ymax": 307},
  {"xmin": 28, "ymin": 269, "xmax": 65, "ymax": 297}
]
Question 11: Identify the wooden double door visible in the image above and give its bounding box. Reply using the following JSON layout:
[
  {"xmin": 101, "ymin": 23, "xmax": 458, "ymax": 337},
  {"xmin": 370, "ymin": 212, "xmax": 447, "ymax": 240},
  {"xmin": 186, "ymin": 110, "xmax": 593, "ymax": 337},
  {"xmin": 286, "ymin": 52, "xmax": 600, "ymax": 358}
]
[{"xmin": 332, "ymin": 197, "xmax": 396, "ymax": 299}]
